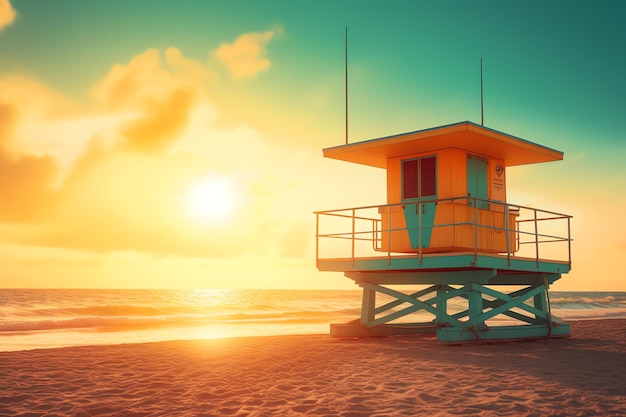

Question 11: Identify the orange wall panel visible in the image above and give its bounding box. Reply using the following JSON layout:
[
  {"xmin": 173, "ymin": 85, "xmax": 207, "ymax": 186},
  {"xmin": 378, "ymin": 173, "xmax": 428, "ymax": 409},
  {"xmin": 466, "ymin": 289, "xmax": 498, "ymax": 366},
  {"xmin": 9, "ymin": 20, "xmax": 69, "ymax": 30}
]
[{"xmin": 380, "ymin": 148, "xmax": 511, "ymax": 254}]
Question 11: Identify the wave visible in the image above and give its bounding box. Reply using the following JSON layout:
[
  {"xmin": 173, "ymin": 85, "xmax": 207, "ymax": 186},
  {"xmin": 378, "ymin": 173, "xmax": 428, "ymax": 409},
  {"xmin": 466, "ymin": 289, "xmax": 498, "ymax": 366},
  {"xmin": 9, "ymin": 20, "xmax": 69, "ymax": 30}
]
[
  {"xmin": 0, "ymin": 308, "xmax": 362, "ymax": 334},
  {"xmin": 551, "ymin": 308, "xmax": 626, "ymax": 321},
  {"xmin": 1, "ymin": 290, "xmax": 625, "ymax": 352},
  {"xmin": 0, "ymin": 316, "xmax": 176, "ymax": 333},
  {"xmin": 550, "ymin": 293, "xmax": 626, "ymax": 310}
]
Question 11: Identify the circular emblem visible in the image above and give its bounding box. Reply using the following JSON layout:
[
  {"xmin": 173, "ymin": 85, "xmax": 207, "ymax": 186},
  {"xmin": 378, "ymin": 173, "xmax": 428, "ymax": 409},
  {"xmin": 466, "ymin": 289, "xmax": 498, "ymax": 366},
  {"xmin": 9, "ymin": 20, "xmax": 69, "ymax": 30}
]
[{"xmin": 495, "ymin": 164, "xmax": 504, "ymax": 177}]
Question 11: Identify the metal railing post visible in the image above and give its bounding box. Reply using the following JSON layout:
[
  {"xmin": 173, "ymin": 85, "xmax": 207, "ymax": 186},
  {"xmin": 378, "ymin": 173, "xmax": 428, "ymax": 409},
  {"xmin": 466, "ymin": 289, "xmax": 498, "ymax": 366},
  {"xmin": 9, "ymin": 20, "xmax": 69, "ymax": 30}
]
[
  {"xmin": 351, "ymin": 208, "xmax": 356, "ymax": 266},
  {"xmin": 418, "ymin": 202, "xmax": 423, "ymax": 264},
  {"xmin": 505, "ymin": 203, "xmax": 511, "ymax": 266},
  {"xmin": 315, "ymin": 212, "xmax": 320, "ymax": 268},
  {"xmin": 534, "ymin": 209, "xmax": 540, "ymax": 267},
  {"xmin": 567, "ymin": 216, "xmax": 572, "ymax": 266},
  {"xmin": 473, "ymin": 198, "xmax": 479, "ymax": 261},
  {"xmin": 387, "ymin": 205, "xmax": 391, "ymax": 265}
]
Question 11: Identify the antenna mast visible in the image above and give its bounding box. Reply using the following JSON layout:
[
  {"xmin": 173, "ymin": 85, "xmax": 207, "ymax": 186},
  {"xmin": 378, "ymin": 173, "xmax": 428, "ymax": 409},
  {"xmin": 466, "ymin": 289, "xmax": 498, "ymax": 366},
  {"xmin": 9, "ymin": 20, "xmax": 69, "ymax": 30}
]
[
  {"xmin": 480, "ymin": 57, "xmax": 484, "ymax": 126},
  {"xmin": 345, "ymin": 26, "xmax": 349, "ymax": 144}
]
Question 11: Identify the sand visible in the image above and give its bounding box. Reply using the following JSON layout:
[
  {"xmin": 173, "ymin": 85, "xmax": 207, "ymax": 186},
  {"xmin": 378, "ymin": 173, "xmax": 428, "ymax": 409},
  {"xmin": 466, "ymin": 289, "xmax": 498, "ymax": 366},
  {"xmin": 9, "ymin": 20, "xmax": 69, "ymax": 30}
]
[{"xmin": 1, "ymin": 319, "xmax": 625, "ymax": 417}]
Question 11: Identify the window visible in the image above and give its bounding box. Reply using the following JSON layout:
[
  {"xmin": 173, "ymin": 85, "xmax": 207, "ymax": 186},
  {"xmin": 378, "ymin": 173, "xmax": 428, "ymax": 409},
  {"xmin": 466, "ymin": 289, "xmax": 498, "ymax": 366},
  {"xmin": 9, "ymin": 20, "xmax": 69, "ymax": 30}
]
[{"xmin": 402, "ymin": 156, "xmax": 437, "ymax": 200}]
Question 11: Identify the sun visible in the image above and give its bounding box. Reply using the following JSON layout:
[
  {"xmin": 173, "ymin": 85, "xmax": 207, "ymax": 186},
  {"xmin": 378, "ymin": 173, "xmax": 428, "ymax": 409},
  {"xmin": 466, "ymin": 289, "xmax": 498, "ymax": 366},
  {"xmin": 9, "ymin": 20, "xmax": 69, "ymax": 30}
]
[{"xmin": 184, "ymin": 176, "xmax": 238, "ymax": 224}]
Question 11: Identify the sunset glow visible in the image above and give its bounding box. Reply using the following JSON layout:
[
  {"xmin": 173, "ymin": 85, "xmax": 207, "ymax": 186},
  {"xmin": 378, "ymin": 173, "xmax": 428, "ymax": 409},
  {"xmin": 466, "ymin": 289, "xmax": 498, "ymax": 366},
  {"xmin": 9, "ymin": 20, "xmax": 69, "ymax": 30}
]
[
  {"xmin": 0, "ymin": 1, "xmax": 624, "ymax": 290},
  {"xmin": 185, "ymin": 177, "xmax": 239, "ymax": 224}
]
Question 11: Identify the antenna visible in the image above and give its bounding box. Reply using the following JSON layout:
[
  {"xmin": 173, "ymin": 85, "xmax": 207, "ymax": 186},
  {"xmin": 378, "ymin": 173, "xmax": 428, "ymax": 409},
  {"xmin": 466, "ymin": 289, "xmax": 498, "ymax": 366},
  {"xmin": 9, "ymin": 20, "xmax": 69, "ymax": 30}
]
[
  {"xmin": 345, "ymin": 26, "xmax": 349, "ymax": 144},
  {"xmin": 480, "ymin": 57, "xmax": 484, "ymax": 126}
]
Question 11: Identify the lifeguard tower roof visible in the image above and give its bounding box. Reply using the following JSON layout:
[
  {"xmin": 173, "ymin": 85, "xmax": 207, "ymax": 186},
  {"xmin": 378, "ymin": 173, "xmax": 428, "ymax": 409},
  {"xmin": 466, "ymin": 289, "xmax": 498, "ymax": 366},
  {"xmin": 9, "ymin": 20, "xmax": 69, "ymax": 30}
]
[{"xmin": 323, "ymin": 121, "xmax": 563, "ymax": 169}]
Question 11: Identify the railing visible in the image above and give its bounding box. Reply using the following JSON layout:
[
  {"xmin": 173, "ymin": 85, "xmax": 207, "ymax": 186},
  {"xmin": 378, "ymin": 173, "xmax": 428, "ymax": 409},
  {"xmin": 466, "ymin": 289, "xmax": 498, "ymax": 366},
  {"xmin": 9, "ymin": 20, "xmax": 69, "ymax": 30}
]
[{"xmin": 315, "ymin": 196, "xmax": 572, "ymax": 267}]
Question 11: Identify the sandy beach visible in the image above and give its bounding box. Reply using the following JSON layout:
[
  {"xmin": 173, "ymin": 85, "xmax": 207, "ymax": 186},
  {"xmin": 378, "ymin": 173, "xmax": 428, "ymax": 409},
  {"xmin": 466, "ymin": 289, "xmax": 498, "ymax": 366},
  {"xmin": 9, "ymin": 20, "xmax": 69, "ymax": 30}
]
[{"xmin": 1, "ymin": 319, "xmax": 625, "ymax": 416}]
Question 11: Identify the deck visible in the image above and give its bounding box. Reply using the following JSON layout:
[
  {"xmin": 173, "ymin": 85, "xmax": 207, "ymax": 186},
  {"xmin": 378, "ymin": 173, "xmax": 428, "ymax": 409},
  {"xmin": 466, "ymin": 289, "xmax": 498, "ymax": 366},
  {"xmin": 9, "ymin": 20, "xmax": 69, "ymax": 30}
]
[
  {"xmin": 317, "ymin": 252, "xmax": 570, "ymax": 283},
  {"xmin": 315, "ymin": 197, "xmax": 572, "ymax": 279}
]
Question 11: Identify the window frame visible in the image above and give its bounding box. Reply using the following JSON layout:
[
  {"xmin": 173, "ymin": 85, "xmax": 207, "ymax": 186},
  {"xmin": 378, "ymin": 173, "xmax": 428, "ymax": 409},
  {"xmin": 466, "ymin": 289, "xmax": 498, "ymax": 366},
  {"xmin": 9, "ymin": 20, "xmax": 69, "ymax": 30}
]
[{"xmin": 401, "ymin": 155, "xmax": 438, "ymax": 201}]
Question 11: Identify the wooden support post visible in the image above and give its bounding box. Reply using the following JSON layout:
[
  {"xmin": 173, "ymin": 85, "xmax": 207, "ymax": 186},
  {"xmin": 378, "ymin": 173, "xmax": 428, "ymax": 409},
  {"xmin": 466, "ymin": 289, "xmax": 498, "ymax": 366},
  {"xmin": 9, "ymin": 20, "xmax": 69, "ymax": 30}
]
[
  {"xmin": 533, "ymin": 286, "xmax": 549, "ymax": 324},
  {"xmin": 436, "ymin": 285, "xmax": 448, "ymax": 324},
  {"xmin": 360, "ymin": 287, "xmax": 376, "ymax": 325},
  {"xmin": 467, "ymin": 284, "xmax": 485, "ymax": 328}
]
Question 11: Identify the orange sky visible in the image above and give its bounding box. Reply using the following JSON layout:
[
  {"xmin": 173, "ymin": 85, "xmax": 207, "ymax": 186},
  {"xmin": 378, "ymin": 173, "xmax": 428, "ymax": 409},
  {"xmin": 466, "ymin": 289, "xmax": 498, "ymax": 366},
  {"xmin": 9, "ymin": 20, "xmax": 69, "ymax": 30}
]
[{"xmin": 0, "ymin": 1, "xmax": 624, "ymax": 290}]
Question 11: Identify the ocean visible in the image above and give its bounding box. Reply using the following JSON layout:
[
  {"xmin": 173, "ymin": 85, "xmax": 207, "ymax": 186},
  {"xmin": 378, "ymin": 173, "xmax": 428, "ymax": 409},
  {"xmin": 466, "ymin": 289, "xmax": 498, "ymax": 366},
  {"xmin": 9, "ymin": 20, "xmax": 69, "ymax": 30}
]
[{"xmin": 1, "ymin": 289, "xmax": 625, "ymax": 352}]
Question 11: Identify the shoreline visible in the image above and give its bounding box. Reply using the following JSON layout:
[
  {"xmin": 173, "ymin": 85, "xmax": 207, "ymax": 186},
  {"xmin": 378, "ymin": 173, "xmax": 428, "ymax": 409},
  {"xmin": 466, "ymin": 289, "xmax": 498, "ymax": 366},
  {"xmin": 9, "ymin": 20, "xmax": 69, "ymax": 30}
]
[
  {"xmin": 4, "ymin": 316, "xmax": 626, "ymax": 354},
  {"xmin": 1, "ymin": 319, "xmax": 625, "ymax": 416}
]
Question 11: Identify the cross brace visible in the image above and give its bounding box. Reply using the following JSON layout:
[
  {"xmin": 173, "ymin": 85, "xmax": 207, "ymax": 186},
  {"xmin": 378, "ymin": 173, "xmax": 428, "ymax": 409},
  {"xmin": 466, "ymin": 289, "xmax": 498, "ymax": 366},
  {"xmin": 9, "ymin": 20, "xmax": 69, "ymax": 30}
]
[{"xmin": 330, "ymin": 270, "xmax": 570, "ymax": 342}]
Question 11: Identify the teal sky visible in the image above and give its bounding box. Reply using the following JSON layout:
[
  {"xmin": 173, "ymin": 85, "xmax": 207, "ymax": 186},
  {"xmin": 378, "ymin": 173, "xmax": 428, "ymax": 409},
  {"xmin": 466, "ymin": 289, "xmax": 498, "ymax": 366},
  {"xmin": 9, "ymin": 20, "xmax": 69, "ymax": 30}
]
[
  {"xmin": 0, "ymin": 0, "xmax": 624, "ymax": 290},
  {"xmin": 2, "ymin": 3, "xmax": 622, "ymax": 119},
  {"xmin": 5, "ymin": 0, "xmax": 620, "ymax": 196},
  {"xmin": 3, "ymin": 1, "xmax": 624, "ymax": 140}
]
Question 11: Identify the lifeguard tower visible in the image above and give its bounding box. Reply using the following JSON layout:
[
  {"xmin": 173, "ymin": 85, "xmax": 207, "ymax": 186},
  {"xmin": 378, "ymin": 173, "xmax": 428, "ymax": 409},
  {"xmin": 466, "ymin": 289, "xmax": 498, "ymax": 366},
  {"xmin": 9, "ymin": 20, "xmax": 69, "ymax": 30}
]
[{"xmin": 315, "ymin": 121, "xmax": 572, "ymax": 343}]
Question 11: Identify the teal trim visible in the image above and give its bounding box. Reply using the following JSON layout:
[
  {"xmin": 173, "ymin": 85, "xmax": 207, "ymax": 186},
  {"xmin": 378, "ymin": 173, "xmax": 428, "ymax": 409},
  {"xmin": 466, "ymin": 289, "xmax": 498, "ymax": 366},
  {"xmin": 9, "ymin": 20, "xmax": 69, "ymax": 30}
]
[
  {"xmin": 317, "ymin": 253, "xmax": 570, "ymax": 276},
  {"xmin": 403, "ymin": 202, "xmax": 436, "ymax": 249}
]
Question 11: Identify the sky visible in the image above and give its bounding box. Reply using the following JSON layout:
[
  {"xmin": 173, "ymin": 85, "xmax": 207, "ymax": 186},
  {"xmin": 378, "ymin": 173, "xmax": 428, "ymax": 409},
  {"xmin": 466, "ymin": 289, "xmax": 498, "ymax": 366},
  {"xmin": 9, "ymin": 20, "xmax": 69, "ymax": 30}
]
[{"xmin": 0, "ymin": 0, "xmax": 624, "ymax": 290}]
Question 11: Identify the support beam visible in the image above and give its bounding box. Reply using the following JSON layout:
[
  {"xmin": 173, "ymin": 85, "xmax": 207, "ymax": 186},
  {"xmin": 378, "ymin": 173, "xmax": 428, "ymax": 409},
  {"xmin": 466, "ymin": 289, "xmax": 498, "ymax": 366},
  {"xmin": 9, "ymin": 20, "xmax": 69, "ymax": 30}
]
[
  {"xmin": 346, "ymin": 269, "xmax": 498, "ymax": 285},
  {"xmin": 329, "ymin": 269, "xmax": 570, "ymax": 343},
  {"xmin": 437, "ymin": 322, "xmax": 571, "ymax": 343},
  {"xmin": 467, "ymin": 284, "xmax": 485, "ymax": 328},
  {"xmin": 360, "ymin": 287, "xmax": 376, "ymax": 325},
  {"xmin": 435, "ymin": 285, "xmax": 448, "ymax": 324}
]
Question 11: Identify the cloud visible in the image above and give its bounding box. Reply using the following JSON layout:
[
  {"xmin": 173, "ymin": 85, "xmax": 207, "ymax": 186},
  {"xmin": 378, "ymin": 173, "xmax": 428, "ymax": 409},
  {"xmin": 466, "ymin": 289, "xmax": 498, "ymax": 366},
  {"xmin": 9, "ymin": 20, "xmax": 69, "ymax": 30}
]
[
  {"xmin": 165, "ymin": 47, "xmax": 217, "ymax": 84},
  {"xmin": 0, "ymin": 37, "xmax": 325, "ymax": 262},
  {"xmin": 91, "ymin": 48, "xmax": 208, "ymax": 153},
  {"xmin": 91, "ymin": 48, "xmax": 175, "ymax": 110},
  {"xmin": 92, "ymin": 48, "xmax": 217, "ymax": 111},
  {"xmin": 213, "ymin": 30, "xmax": 276, "ymax": 79},
  {"xmin": 0, "ymin": 101, "xmax": 59, "ymax": 222},
  {"xmin": 121, "ymin": 87, "xmax": 197, "ymax": 152},
  {"xmin": 0, "ymin": 75, "xmax": 75, "ymax": 119},
  {"xmin": 0, "ymin": 0, "xmax": 16, "ymax": 31},
  {"xmin": 0, "ymin": 151, "xmax": 58, "ymax": 222},
  {"xmin": 0, "ymin": 99, "xmax": 17, "ymax": 141}
]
